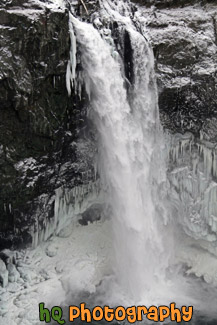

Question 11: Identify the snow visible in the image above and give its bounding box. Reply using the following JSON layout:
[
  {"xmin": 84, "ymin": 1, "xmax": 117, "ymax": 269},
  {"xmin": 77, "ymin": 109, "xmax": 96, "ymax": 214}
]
[
  {"xmin": 2, "ymin": 218, "xmax": 217, "ymax": 323},
  {"xmin": 30, "ymin": 0, "xmax": 66, "ymax": 12},
  {"xmin": 6, "ymin": 9, "xmax": 42, "ymax": 20},
  {"xmin": 0, "ymin": 261, "xmax": 8, "ymax": 289},
  {"xmin": 14, "ymin": 158, "xmax": 45, "ymax": 189},
  {"xmin": 6, "ymin": 0, "xmax": 66, "ymax": 22},
  {"xmin": 0, "ymin": 219, "xmax": 112, "ymax": 324}
]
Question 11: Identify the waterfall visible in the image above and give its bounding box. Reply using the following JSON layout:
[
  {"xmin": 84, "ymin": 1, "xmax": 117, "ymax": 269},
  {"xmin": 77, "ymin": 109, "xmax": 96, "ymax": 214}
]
[{"xmin": 68, "ymin": 0, "xmax": 173, "ymax": 304}]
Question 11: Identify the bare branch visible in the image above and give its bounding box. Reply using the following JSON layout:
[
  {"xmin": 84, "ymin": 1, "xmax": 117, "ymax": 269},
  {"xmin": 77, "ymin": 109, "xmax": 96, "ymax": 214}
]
[{"xmin": 80, "ymin": 0, "xmax": 89, "ymax": 15}]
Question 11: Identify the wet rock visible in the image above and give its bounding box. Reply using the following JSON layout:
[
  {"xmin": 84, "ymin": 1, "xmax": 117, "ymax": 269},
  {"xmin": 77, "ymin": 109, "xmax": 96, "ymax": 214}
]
[{"xmin": 78, "ymin": 203, "xmax": 103, "ymax": 226}]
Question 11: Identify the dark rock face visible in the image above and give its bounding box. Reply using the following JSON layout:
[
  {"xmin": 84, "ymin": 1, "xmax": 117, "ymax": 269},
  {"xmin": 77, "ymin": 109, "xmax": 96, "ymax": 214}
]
[
  {"xmin": 135, "ymin": 2, "xmax": 217, "ymax": 135},
  {"xmin": 0, "ymin": 1, "xmax": 95, "ymax": 249}
]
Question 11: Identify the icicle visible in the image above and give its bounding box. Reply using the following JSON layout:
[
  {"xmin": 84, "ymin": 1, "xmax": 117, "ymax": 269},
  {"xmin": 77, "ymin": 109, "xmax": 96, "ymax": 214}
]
[
  {"xmin": 66, "ymin": 61, "xmax": 72, "ymax": 95},
  {"xmin": 213, "ymin": 151, "xmax": 217, "ymax": 177},
  {"xmin": 66, "ymin": 13, "xmax": 77, "ymax": 96},
  {"xmin": 69, "ymin": 18, "xmax": 77, "ymax": 81}
]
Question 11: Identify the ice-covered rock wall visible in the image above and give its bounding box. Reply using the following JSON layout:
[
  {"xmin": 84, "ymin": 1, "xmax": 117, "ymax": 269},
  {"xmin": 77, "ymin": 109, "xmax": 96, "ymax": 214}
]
[
  {"xmin": 31, "ymin": 179, "xmax": 103, "ymax": 248},
  {"xmin": 167, "ymin": 132, "xmax": 217, "ymax": 257}
]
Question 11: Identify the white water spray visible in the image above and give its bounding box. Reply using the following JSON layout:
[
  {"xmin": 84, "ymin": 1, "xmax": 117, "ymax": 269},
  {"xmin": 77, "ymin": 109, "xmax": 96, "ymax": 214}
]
[{"xmin": 68, "ymin": 0, "xmax": 173, "ymax": 304}]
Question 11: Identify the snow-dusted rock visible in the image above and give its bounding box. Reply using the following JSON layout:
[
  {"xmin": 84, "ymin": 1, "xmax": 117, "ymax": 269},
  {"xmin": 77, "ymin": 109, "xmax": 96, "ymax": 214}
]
[
  {"xmin": 7, "ymin": 263, "xmax": 20, "ymax": 283},
  {"xmin": 0, "ymin": 0, "xmax": 95, "ymax": 250},
  {"xmin": 0, "ymin": 259, "xmax": 8, "ymax": 288},
  {"xmin": 57, "ymin": 225, "xmax": 73, "ymax": 238},
  {"xmin": 17, "ymin": 266, "xmax": 37, "ymax": 282},
  {"xmin": 45, "ymin": 244, "xmax": 58, "ymax": 258},
  {"xmin": 0, "ymin": 259, "xmax": 6, "ymax": 273},
  {"xmin": 137, "ymin": 2, "xmax": 217, "ymax": 134}
]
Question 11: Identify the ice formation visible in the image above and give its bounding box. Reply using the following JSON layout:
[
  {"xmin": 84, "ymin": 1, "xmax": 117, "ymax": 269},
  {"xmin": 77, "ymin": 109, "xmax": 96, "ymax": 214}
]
[
  {"xmin": 167, "ymin": 132, "xmax": 217, "ymax": 249},
  {"xmin": 31, "ymin": 180, "xmax": 103, "ymax": 248},
  {"xmin": 66, "ymin": 14, "xmax": 77, "ymax": 96}
]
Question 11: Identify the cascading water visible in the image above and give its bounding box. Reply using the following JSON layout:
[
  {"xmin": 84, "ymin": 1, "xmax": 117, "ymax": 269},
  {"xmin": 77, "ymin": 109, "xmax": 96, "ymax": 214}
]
[{"xmin": 68, "ymin": 0, "xmax": 173, "ymax": 304}]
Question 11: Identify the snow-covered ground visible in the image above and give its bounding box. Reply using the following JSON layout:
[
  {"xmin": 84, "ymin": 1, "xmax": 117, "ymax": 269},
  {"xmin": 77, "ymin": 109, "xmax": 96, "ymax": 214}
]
[
  {"xmin": 1, "ymin": 217, "xmax": 217, "ymax": 324},
  {"xmin": 0, "ymin": 220, "xmax": 112, "ymax": 325}
]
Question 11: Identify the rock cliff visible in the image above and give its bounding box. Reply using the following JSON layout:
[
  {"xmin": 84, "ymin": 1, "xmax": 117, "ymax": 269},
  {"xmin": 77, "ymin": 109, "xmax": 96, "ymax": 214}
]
[
  {"xmin": 0, "ymin": 0, "xmax": 95, "ymax": 248},
  {"xmin": 136, "ymin": 0, "xmax": 217, "ymax": 135}
]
